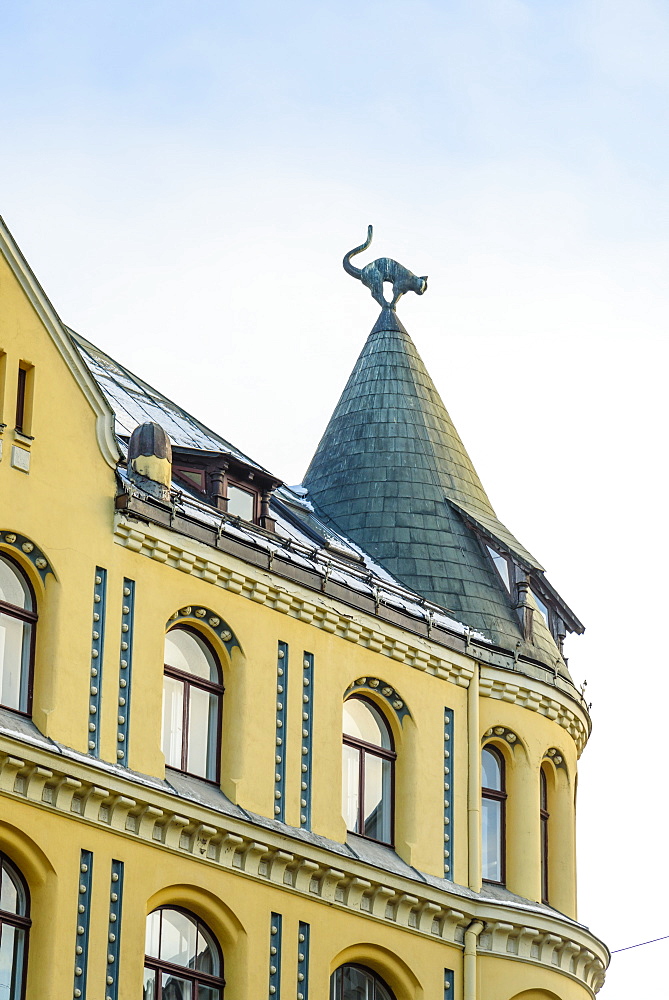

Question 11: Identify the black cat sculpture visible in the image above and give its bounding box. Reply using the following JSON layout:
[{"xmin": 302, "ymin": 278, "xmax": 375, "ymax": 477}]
[{"xmin": 343, "ymin": 225, "xmax": 427, "ymax": 311}]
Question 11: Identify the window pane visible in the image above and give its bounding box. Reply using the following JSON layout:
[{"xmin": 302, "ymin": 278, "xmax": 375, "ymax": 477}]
[
  {"xmin": 0, "ymin": 923, "xmax": 26, "ymax": 1000},
  {"xmin": 159, "ymin": 909, "xmax": 198, "ymax": 967},
  {"xmin": 342, "ymin": 743, "xmax": 360, "ymax": 832},
  {"xmin": 187, "ymin": 686, "xmax": 219, "ymax": 780},
  {"xmin": 227, "ymin": 484, "xmax": 255, "ymax": 521},
  {"xmin": 143, "ymin": 967, "xmax": 157, "ymax": 1000},
  {"xmin": 0, "ymin": 867, "xmax": 19, "ymax": 916},
  {"xmin": 532, "ymin": 590, "xmax": 550, "ymax": 625},
  {"xmin": 482, "ymin": 797, "xmax": 502, "ymax": 881},
  {"xmin": 195, "ymin": 924, "xmax": 220, "ymax": 976},
  {"xmin": 145, "ymin": 911, "xmax": 161, "ymax": 959},
  {"xmin": 0, "ymin": 613, "xmax": 31, "ymax": 712},
  {"xmin": 162, "ymin": 676, "xmax": 184, "ymax": 769},
  {"xmin": 482, "ymin": 748, "xmax": 502, "ymax": 790},
  {"xmin": 165, "ymin": 630, "xmax": 219, "ymax": 683},
  {"xmin": 486, "ymin": 546, "xmax": 510, "ymax": 591},
  {"xmin": 341, "ymin": 965, "xmax": 375, "ymax": 999},
  {"xmin": 198, "ymin": 987, "xmax": 222, "ymax": 1000},
  {"xmin": 343, "ymin": 699, "xmax": 391, "ymax": 749},
  {"xmin": 363, "ymin": 753, "xmax": 392, "ymax": 843},
  {"xmin": 0, "ymin": 557, "xmax": 32, "ymax": 611},
  {"xmin": 160, "ymin": 971, "xmax": 193, "ymax": 1000}
]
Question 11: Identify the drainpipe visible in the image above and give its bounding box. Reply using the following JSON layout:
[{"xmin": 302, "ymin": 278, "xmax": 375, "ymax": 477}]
[
  {"xmin": 464, "ymin": 919, "xmax": 484, "ymax": 1000},
  {"xmin": 468, "ymin": 662, "xmax": 481, "ymax": 891}
]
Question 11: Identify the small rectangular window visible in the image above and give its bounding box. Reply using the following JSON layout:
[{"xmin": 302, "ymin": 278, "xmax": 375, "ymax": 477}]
[
  {"xmin": 15, "ymin": 363, "xmax": 34, "ymax": 436},
  {"xmin": 0, "ymin": 351, "xmax": 6, "ymax": 426},
  {"xmin": 227, "ymin": 484, "xmax": 256, "ymax": 521}
]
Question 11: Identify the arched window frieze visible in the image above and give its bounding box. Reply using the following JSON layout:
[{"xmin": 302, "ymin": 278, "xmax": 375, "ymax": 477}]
[
  {"xmin": 543, "ymin": 747, "xmax": 568, "ymax": 774},
  {"xmin": 0, "ymin": 532, "xmax": 55, "ymax": 586},
  {"xmin": 166, "ymin": 606, "xmax": 241, "ymax": 655},
  {"xmin": 345, "ymin": 677, "xmax": 411, "ymax": 727},
  {"xmin": 481, "ymin": 725, "xmax": 522, "ymax": 750}
]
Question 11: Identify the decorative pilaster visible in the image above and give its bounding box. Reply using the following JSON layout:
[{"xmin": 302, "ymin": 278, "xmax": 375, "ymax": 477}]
[
  {"xmin": 104, "ymin": 860, "xmax": 124, "ymax": 1000},
  {"xmin": 297, "ymin": 921, "xmax": 310, "ymax": 1000},
  {"xmin": 72, "ymin": 849, "xmax": 93, "ymax": 999},
  {"xmin": 444, "ymin": 707, "xmax": 453, "ymax": 878},
  {"xmin": 88, "ymin": 570, "xmax": 107, "ymax": 756},
  {"xmin": 269, "ymin": 912, "xmax": 282, "ymax": 997},
  {"xmin": 299, "ymin": 653, "xmax": 313, "ymax": 829},
  {"xmin": 116, "ymin": 580, "xmax": 135, "ymax": 763},
  {"xmin": 275, "ymin": 644, "xmax": 288, "ymax": 821}
]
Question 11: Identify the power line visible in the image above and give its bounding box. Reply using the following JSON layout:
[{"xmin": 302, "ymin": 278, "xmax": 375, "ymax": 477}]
[{"xmin": 612, "ymin": 934, "xmax": 669, "ymax": 954}]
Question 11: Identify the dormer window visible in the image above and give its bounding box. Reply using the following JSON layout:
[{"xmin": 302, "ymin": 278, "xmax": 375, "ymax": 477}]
[
  {"xmin": 170, "ymin": 446, "xmax": 281, "ymax": 531},
  {"xmin": 486, "ymin": 545, "xmax": 511, "ymax": 591}
]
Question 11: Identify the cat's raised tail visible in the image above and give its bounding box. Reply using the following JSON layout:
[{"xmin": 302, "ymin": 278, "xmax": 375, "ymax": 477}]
[{"xmin": 343, "ymin": 225, "xmax": 373, "ymax": 279}]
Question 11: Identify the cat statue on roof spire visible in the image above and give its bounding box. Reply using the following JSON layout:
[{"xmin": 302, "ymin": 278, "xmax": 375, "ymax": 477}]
[{"xmin": 343, "ymin": 225, "xmax": 428, "ymax": 311}]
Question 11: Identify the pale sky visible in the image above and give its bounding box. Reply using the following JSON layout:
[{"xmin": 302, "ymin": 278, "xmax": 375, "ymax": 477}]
[{"xmin": 3, "ymin": 3, "xmax": 669, "ymax": 995}]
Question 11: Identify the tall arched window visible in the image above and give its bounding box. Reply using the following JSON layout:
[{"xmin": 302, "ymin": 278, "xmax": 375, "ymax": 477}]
[
  {"xmin": 482, "ymin": 745, "xmax": 506, "ymax": 884},
  {"xmin": 144, "ymin": 907, "xmax": 224, "ymax": 999},
  {"xmin": 0, "ymin": 852, "xmax": 30, "ymax": 999},
  {"xmin": 342, "ymin": 697, "xmax": 395, "ymax": 845},
  {"xmin": 162, "ymin": 628, "xmax": 224, "ymax": 782},
  {"xmin": 330, "ymin": 964, "xmax": 396, "ymax": 1000},
  {"xmin": 0, "ymin": 554, "xmax": 36, "ymax": 715},
  {"xmin": 540, "ymin": 767, "xmax": 549, "ymax": 903}
]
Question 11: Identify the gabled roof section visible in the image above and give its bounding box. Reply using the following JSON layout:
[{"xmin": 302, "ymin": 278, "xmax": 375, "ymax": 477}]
[
  {"xmin": 303, "ymin": 308, "xmax": 573, "ymax": 667},
  {"xmin": 0, "ymin": 217, "xmax": 119, "ymax": 467},
  {"xmin": 70, "ymin": 330, "xmax": 270, "ymax": 474}
]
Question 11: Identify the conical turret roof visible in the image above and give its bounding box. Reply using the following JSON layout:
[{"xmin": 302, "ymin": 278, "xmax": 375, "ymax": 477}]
[{"xmin": 303, "ymin": 308, "xmax": 564, "ymax": 664}]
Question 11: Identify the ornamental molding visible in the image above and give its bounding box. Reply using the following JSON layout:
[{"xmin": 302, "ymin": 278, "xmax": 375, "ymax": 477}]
[
  {"xmin": 0, "ymin": 741, "xmax": 608, "ymax": 996},
  {"xmin": 0, "ymin": 530, "xmax": 56, "ymax": 583},
  {"xmin": 0, "ymin": 220, "xmax": 120, "ymax": 470},
  {"xmin": 113, "ymin": 518, "xmax": 589, "ymax": 753}
]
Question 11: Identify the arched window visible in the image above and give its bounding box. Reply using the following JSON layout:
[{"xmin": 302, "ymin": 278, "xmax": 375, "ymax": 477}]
[
  {"xmin": 0, "ymin": 554, "xmax": 36, "ymax": 715},
  {"xmin": 540, "ymin": 767, "xmax": 549, "ymax": 903},
  {"xmin": 342, "ymin": 696, "xmax": 395, "ymax": 845},
  {"xmin": 0, "ymin": 852, "xmax": 30, "ymax": 999},
  {"xmin": 162, "ymin": 628, "xmax": 224, "ymax": 782},
  {"xmin": 482, "ymin": 745, "xmax": 506, "ymax": 884},
  {"xmin": 144, "ymin": 907, "xmax": 224, "ymax": 999},
  {"xmin": 330, "ymin": 964, "xmax": 396, "ymax": 1000}
]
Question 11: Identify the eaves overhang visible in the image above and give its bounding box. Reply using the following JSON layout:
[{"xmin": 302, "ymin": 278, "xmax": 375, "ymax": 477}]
[{"xmin": 114, "ymin": 488, "xmax": 589, "ymax": 716}]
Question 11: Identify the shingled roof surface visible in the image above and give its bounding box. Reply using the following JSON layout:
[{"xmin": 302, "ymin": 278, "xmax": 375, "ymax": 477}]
[{"xmin": 303, "ymin": 308, "xmax": 560, "ymax": 664}]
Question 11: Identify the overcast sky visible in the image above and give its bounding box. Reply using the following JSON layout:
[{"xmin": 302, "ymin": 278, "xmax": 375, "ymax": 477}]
[{"xmin": 2, "ymin": 2, "xmax": 668, "ymax": 995}]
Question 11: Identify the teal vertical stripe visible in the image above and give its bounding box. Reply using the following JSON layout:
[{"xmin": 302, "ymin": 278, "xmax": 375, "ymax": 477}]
[
  {"xmin": 297, "ymin": 921, "xmax": 310, "ymax": 1000},
  {"xmin": 275, "ymin": 643, "xmax": 288, "ymax": 822},
  {"xmin": 299, "ymin": 653, "xmax": 313, "ymax": 830},
  {"xmin": 105, "ymin": 860, "xmax": 124, "ymax": 1000},
  {"xmin": 444, "ymin": 707, "xmax": 453, "ymax": 878},
  {"xmin": 73, "ymin": 849, "xmax": 93, "ymax": 999},
  {"xmin": 116, "ymin": 580, "xmax": 135, "ymax": 763},
  {"xmin": 269, "ymin": 912, "xmax": 282, "ymax": 998},
  {"xmin": 444, "ymin": 967, "xmax": 455, "ymax": 1000},
  {"xmin": 88, "ymin": 569, "xmax": 107, "ymax": 756}
]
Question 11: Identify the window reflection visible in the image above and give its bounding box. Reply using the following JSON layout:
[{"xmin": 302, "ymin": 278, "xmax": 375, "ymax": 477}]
[
  {"xmin": 330, "ymin": 964, "xmax": 396, "ymax": 1000},
  {"xmin": 144, "ymin": 907, "xmax": 223, "ymax": 1000},
  {"xmin": 162, "ymin": 628, "xmax": 223, "ymax": 781},
  {"xmin": 0, "ymin": 555, "xmax": 36, "ymax": 714},
  {"xmin": 342, "ymin": 697, "xmax": 395, "ymax": 845},
  {"xmin": 482, "ymin": 746, "xmax": 506, "ymax": 884}
]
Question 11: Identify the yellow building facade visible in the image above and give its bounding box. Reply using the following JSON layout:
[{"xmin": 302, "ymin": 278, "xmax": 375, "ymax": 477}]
[{"xmin": 0, "ymin": 217, "xmax": 607, "ymax": 999}]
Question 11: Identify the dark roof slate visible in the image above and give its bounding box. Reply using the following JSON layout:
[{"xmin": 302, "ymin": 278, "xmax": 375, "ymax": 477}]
[{"xmin": 303, "ymin": 309, "xmax": 561, "ymax": 663}]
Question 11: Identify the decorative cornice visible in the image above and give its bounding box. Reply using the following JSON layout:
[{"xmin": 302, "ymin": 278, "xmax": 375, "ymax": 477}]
[
  {"xmin": 0, "ymin": 218, "xmax": 120, "ymax": 469},
  {"xmin": 114, "ymin": 519, "xmax": 590, "ymax": 754},
  {"xmin": 0, "ymin": 741, "xmax": 608, "ymax": 996}
]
